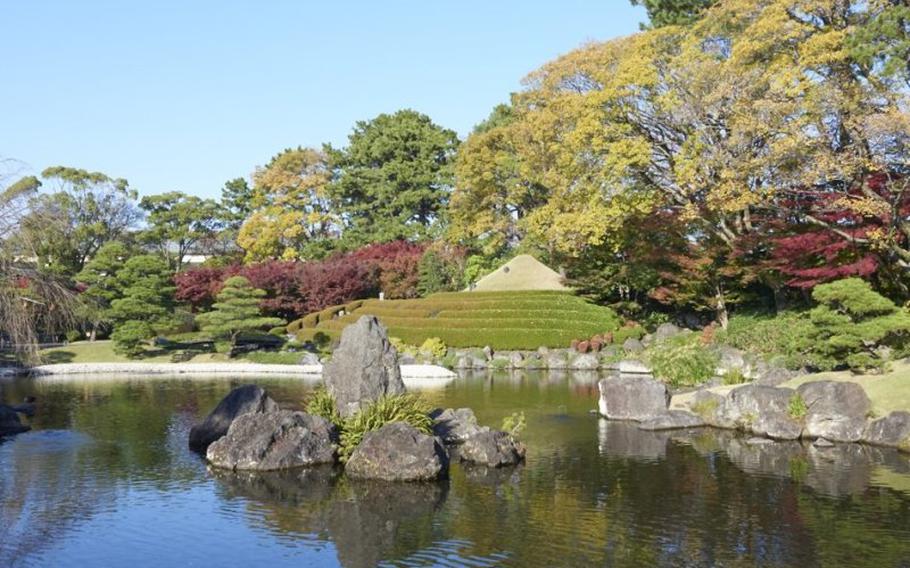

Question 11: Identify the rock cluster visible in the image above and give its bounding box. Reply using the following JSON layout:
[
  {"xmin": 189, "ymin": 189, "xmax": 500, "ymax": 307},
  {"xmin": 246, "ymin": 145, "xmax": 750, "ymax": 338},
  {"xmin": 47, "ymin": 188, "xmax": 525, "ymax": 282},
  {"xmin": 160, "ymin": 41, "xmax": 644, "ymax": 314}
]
[
  {"xmin": 190, "ymin": 315, "xmax": 525, "ymax": 481},
  {"xmin": 0, "ymin": 404, "xmax": 30, "ymax": 438},
  {"xmin": 598, "ymin": 375, "xmax": 910, "ymax": 452}
]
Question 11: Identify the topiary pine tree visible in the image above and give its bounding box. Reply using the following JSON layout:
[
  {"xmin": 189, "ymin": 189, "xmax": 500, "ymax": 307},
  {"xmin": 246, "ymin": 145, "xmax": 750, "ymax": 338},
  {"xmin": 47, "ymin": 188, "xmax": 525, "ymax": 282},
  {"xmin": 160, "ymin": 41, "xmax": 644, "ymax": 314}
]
[
  {"xmin": 807, "ymin": 278, "xmax": 910, "ymax": 372},
  {"xmin": 196, "ymin": 276, "xmax": 285, "ymax": 350}
]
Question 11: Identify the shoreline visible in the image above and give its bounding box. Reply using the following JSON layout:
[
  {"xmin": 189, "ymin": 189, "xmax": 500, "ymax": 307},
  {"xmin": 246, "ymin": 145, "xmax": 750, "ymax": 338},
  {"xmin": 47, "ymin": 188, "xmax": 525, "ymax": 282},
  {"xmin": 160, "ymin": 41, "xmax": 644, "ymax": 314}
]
[{"xmin": 13, "ymin": 362, "xmax": 458, "ymax": 381}]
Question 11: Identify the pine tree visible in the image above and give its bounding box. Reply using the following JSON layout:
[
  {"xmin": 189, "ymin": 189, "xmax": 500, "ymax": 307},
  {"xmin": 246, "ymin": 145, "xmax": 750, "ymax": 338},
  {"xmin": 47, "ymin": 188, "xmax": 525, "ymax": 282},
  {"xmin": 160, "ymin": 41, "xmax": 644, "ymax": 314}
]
[{"xmin": 196, "ymin": 276, "xmax": 285, "ymax": 348}]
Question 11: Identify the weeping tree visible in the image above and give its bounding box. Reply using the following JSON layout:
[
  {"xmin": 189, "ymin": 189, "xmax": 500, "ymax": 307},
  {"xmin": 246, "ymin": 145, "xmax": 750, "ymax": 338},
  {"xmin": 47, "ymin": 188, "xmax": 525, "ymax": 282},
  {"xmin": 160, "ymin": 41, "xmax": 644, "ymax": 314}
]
[{"xmin": 0, "ymin": 163, "xmax": 81, "ymax": 364}]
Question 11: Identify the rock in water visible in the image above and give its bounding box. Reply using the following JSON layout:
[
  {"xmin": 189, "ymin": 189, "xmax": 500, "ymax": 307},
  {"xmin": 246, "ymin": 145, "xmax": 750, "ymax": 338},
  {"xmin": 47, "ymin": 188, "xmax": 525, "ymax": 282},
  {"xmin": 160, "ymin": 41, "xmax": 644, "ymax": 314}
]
[
  {"xmin": 598, "ymin": 376, "xmax": 669, "ymax": 421},
  {"xmin": 345, "ymin": 422, "xmax": 448, "ymax": 481},
  {"xmin": 0, "ymin": 405, "xmax": 30, "ymax": 437},
  {"xmin": 864, "ymin": 411, "xmax": 910, "ymax": 449},
  {"xmin": 797, "ymin": 381, "xmax": 871, "ymax": 442},
  {"xmin": 207, "ymin": 410, "xmax": 338, "ymax": 470},
  {"xmin": 189, "ymin": 385, "xmax": 278, "ymax": 451},
  {"xmin": 459, "ymin": 430, "xmax": 526, "ymax": 467},
  {"xmin": 323, "ymin": 316, "xmax": 405, "ymax": 418},
  {"xmin": 638, "ymin": 410, "xmax": 706, "ymax": 431},
  {"xmin": 430, "ymin": 408, "xmax": 485, "ymax": 444}
]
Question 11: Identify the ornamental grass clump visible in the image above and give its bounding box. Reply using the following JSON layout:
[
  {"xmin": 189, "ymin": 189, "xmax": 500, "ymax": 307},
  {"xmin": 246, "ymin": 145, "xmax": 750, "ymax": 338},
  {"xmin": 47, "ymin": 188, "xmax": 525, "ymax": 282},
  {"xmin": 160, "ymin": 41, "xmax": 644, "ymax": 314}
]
[
  {"xmin": 644, "ymin": 334, "xmax": 718, "ymax": 388},
  {"xmin": 305, "ymin": 388, "xmax": 434, "ymax": 462}
]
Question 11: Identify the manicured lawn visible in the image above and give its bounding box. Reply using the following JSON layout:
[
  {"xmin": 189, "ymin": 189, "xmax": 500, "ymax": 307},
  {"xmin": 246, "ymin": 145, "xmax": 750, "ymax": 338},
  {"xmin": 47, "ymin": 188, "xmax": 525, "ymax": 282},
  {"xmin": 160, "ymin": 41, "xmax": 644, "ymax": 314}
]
[
  {"xmin": 40, "ymin": 340, "xmax": 228, "ymax": 364},
  {"xmin": 289, "ymin": 290, "xmax": 629, "ymax": 350}
]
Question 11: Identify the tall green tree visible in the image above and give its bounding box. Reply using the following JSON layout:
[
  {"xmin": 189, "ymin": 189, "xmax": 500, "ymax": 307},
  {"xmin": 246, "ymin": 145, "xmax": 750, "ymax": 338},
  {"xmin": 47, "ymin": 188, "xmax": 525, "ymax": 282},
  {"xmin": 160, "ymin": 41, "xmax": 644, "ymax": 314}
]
[
  {"xmin": 328, "ymin": 110, "xmax": 460, "ymax": 248},
  {"xmin": 19, "ymin": 166, "xmax": 140, "ymax": 276},
  {"xmin": 630, "ymin": 0, "xmax": 715, "ymax": 28},
  {"xmin": 139, "ymin": 191, "xmax": 223, "ymax": 270},
  {"xmin": 220, "ymin": 177, "xmax": 255, "ymax": 229},
  {"xmin": 107, "ymin": 255, "xmax": 175, "ymax": 356},
  {"xmin": 75, "ymin": 240, "xmax": 133, "ymax": 340},
  {"xmin": 196, "ymin": 276, "xmax": 284, "ymax": 349}
]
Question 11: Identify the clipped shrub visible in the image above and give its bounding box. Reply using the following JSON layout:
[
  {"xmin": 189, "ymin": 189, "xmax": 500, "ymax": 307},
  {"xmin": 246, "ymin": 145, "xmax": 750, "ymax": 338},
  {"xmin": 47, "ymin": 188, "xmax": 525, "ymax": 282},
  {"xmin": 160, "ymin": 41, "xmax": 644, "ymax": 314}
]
[
  {"xmin": 419, "ymin": 337, "xmax": 447, "ymax": 358},
  {"xmin": 644, "ymin": 334, "xmax": 719, "ymax": 388},
  {"xmin": 716, "ymin": 311, "xmax": 813, "ymax": 370},
  {"xmin": 111, "ymin": 321, "xmax": 154, "ymax": 358},
  {"xmin": 806, "ymin": 278, "xmax": 910, "ymax": 371}
]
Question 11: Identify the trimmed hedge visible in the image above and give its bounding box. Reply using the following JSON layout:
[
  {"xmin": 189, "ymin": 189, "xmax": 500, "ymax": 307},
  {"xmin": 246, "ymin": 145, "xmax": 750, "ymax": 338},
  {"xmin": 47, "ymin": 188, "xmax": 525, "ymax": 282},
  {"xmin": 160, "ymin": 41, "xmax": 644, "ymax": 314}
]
[{"xmin": 288, "ymin": 290, "xmax": 622, "ymax": 349}]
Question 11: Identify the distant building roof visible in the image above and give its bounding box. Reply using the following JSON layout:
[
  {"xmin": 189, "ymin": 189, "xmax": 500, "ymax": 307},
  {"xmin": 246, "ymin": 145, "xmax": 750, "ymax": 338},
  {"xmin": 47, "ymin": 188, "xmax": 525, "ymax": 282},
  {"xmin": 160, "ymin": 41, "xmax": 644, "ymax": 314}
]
[{"xmin": 470, "ymin": 254, "xmax": 569, "ymax": 292}]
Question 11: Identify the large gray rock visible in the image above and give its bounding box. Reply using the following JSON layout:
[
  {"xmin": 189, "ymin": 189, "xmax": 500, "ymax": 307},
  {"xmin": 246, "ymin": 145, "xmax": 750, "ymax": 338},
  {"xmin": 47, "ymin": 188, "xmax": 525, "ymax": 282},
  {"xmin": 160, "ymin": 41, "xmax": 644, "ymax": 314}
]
[
  {"xmin": 206, "ymin": 410, "xmax": 338, "ymax": 470},
  {"xmin": 797, "ymin": 381, "xmax": 871, "ymax": 442},
  {"xmin": 323, "ymin": 316, "xmax": 405, "ymax": 418},
  {"xmin": 0, "ymin": 405, "xmax": 30, "ymax": 437},
  {"xmin": 702, "ymin": 384, "xmax": 803, "ymax": 440},
  {"xmin": 754, "ymin": 366, "xmax": 795, "ymax": 387},
  {"xmin": 638, "ymin": 410, "xmax": 705, "ymax": 431},
  {"xmin": 623, "ymin": 338, "xmax": 645, "ymax": 353},
  {"xmin": 345, "ymin": 422, "xmax": 448, "ymax": 481},
  {"xmin": 569, "ymin": 353, "xmax": 600, "ymax": 370},
  {"xmin": 189, "ymin": 385, "xmax": 278, "ymax": 451},
  {"xmin": 459, "ymin": 430, "xmax": 526, "ymax": 467},
  {"xmin": 715, "ymin": 345, "xmax": 747, "ymax": 375},
  {"xmin": 598, "ymin": 376, "xmax": 669, "ymax": 421},
  {"xmin": 430, "ymin": 408, "xmax": 486, "ymax": 445},
  {"xmin": 863, "ymin": 411, "xmax": 910, "ymax": 450},
  {"xmin": 618, "ymin": 359, "xmax": 651, "ymax": 374}
]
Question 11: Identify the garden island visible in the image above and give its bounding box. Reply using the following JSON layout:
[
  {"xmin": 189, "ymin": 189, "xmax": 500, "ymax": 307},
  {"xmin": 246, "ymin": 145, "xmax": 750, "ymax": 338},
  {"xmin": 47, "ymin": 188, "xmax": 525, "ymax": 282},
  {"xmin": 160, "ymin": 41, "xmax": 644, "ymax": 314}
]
[{"xmin": 3, "ymin": 1, "xmax": 910, "ymax": 566}]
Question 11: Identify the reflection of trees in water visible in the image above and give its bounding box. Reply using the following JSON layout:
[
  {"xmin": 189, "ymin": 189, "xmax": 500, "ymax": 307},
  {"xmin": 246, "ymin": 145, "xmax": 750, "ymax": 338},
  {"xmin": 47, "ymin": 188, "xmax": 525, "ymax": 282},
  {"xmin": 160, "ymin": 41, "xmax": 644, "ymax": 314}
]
[{"xmin": 0, "ymin": 431, "xmax": 115, "ymax": 565}]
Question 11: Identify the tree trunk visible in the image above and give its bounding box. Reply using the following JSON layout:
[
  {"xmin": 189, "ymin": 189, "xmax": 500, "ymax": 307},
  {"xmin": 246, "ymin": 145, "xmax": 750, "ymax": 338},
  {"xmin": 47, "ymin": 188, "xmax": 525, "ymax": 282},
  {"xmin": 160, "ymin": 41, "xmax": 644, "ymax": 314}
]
[{"xmin": 715, "ymin": 285, "xmax": 729, "ymax": 330}]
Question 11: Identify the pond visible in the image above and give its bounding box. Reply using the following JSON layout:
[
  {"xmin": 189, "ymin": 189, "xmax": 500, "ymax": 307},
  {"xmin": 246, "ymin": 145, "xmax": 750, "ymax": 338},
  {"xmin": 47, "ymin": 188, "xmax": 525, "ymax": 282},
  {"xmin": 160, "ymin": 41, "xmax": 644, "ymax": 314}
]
[{"xmin": 2, "ymin": 371, "xmax": 910, "ymax": 567}]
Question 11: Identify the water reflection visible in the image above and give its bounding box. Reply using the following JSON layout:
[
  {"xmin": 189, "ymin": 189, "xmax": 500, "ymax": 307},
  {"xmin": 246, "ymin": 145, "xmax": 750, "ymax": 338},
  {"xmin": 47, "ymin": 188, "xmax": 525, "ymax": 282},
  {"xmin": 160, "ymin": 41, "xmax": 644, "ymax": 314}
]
[{"xmin": 1, "ymin": 372, "xmax": 910, "ymax": 567}]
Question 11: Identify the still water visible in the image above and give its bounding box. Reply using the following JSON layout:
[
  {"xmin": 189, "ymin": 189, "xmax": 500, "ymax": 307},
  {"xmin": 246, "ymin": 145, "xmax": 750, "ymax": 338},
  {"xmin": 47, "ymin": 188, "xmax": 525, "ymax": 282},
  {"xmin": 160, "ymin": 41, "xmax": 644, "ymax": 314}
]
[{"xmin": 2, "ymin": 371, "xmax": 910, "ymax": 567}]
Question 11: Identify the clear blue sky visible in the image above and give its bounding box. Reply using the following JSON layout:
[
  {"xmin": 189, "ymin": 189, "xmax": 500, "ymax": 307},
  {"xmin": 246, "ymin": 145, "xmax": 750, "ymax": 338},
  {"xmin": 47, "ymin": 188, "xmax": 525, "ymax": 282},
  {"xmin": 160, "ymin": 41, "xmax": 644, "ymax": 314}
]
[{"xmin": 1, "ymin": 1, "xmax": 645, "ymax": 199}]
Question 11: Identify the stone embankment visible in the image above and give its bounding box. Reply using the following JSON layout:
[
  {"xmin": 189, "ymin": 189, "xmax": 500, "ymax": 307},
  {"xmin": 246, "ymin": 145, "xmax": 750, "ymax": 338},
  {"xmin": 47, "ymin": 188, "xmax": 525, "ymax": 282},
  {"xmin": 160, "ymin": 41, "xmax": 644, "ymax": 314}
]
[{"xmin": 597, "ymin": 374, "xmax": 910, "ymax": 452}]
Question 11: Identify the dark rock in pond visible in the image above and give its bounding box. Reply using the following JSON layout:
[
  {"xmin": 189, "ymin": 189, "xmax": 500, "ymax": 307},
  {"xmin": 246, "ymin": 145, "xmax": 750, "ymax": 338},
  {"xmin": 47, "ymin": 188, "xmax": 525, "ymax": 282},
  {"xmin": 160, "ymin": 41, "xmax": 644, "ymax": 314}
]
[
  {"xmin": 189, "ymin": 384, "xmax": 278, "ymax": 451},
  {"xmin": 0, "ymin": 404, "xmax": 30, "ymax": 437},
  {"xmin": 623, "ymin": 338, "xmax": 645, "ymax": 353},
  {"xmin": 797, "ymin": 381, "xmax": 871, "ymax": 442},
  {"xmin": 211, "ymin": 464, "xmax": 339, "ymax": 506},
  {"xmin": 345, "ymin": 422, "xmax": 448, "ymax": 481},
  {"xmin": 206, "ymin": 410, "xmax": 338, "ymax": 471},
  {"xmin": 323, "ymin": 316, "xmax": 405, "ymax": 418},
  {"xmin": 863, "ymin": 411, "xmax": 910, "ymax": 450},
  {"xmin": 430, "ymin": 408, "xmax": 486, "ymax": 444},
  {"xmin": 459, "ymin": 429, "xmax": 526, "ymax": 467},
  {"xmin": 750, "ymin": 411, "xmax": 802, "ymax": 440},
  {"xmin": 10, "ymin": 396, "xmax": 36, "ymax": 417},
  {"xmin": 638, "ymin": 410, "xmax": 706, "ymax": 431},
  {"xmin": 598, "ymin": 375, "xmax": 669, "ymax": 421}
]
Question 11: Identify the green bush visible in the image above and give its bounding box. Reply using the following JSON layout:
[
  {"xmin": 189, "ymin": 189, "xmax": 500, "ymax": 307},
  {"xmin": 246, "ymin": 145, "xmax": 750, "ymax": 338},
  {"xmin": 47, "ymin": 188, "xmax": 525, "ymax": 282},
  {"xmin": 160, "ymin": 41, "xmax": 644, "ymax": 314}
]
[
  {"xmin": 111, "ymin": 321, "xmax": 154, "ymax": 358},
  {"xmin": 644, "ymin": 334, "xmax": 718, "ymax": 388},
  {"xmin": 338, "ymin": 393, "xmax": 433, "ymax": 462},
  {"xmin": 806, "ymin": 278, "xmax": 910, "ymax": 372},
  {"xmin": 716, "ymin": 311, "xmax": 813, "ymax": 370},
  {"xmin": 501, "ymin": 411, "xmax": 526, "ymax": 437},
  {"xmin": 419, "ymin": 337, "xmax": 447, "ymax": 358},
  {"xmin": 65, "ymin": 329, "xmax": 84, "ymax": 343}
]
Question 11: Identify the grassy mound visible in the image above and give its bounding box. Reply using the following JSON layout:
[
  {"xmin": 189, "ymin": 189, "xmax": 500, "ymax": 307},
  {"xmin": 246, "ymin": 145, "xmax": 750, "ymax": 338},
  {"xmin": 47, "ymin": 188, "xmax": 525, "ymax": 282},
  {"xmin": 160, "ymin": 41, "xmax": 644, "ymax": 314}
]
[{"xmin": 288, "ymin": 291, "xmax": 622, "ymax": 350}]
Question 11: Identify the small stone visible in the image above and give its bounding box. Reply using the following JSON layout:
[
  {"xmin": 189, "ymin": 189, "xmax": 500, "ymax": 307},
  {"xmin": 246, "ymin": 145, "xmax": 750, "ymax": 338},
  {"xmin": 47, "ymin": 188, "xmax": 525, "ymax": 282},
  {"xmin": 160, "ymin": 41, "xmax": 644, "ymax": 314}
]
[
  {"xmin": 459, "ymin": 430, "xmax": 526, "ymax": 467},
  {"xmin": 623, "ymin": 338, "xmax": 644, "ymax": 353},
  {"xmin": 813, "ymin": 438, "xmax": 835, "ymax": 448},
  {"xmin": 430, "ymin": 408, "xmax": 486, "ymax": 444}
]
